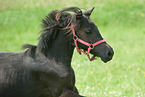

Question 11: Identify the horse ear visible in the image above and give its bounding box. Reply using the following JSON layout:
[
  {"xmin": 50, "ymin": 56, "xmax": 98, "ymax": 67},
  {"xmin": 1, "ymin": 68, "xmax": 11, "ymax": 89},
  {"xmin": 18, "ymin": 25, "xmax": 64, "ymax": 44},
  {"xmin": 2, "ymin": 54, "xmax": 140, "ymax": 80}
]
[{"xmin": 84, "ymin": 7, "xmax": 95, "ymax": 17}]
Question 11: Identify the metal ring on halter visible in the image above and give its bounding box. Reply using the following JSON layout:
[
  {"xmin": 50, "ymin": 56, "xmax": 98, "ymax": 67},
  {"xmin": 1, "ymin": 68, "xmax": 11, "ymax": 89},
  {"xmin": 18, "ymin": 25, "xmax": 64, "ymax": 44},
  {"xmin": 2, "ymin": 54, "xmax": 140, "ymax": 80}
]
[
  {"xmin": 73, "ymin": 36, "xmax": 78, "ymax": 40},
  {"xmin": 90, "ymin": 44, "xmax": 94, "ymax": 49}
]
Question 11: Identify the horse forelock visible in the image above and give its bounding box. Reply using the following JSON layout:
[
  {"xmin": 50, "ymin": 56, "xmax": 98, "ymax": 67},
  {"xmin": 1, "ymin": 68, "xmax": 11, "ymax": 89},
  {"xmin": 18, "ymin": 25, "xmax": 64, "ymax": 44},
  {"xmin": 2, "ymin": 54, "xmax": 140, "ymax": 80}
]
[{"xmin": 41, "ymin": 7, "xmax": 82, "ymax": 32}]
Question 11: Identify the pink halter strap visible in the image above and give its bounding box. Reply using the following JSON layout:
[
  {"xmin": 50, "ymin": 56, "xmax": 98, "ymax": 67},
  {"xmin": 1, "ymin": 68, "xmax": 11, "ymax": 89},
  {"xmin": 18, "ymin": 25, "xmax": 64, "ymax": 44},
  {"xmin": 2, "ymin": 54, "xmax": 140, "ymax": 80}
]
[{"xmin": 71, "ymin": 24, "xmax": 106, "ymax": 61}]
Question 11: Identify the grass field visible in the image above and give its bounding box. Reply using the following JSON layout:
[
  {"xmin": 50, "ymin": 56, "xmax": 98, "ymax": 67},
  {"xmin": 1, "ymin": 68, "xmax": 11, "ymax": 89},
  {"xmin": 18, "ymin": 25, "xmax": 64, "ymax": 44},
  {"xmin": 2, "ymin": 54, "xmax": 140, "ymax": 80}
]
[{"xmin": 0, "ymin": 0, "xmax": 145, "ymax": 96}]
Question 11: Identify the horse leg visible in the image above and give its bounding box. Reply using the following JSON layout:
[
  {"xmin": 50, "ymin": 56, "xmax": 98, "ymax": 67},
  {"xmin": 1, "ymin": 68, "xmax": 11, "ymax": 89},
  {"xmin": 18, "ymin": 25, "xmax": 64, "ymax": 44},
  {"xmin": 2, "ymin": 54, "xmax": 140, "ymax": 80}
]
[{"xmin": 59, "ymin": 89, "xmax": 85, "ymax": 97}]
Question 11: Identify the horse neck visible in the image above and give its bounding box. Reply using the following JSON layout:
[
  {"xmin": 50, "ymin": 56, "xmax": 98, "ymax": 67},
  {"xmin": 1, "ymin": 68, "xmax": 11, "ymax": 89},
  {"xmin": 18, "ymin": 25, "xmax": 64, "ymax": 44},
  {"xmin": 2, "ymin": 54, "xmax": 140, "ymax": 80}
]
[{"xmin": 38, "ymin": 30, "xmax": 75, "ymax": 66}]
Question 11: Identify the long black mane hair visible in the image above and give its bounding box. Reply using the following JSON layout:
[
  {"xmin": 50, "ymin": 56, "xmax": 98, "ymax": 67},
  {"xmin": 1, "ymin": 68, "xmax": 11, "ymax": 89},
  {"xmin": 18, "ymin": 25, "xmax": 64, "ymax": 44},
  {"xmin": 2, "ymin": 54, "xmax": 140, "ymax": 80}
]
[{"xmin": 37, "ymin": 7, "xmax": 83, "ymax": 56}]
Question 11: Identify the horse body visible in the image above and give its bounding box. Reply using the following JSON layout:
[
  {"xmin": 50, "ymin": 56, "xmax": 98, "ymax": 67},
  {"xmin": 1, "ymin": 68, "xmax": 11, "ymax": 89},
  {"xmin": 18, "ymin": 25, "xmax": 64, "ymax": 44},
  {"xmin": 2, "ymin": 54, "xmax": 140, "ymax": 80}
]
[
  {"xmin": 0, "ymin": 7, "xmax": 114, "ymax": 97},
  {"xmin": 0, "ymin": 47, "xmax": 77, "ymax": 97}
]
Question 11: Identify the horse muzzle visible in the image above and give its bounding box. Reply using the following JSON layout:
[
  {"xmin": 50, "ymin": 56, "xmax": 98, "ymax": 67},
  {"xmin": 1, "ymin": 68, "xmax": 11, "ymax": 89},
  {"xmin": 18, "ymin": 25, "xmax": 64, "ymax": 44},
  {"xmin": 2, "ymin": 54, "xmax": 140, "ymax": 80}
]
[{"xmin": 91, "ymin": 43, "xmax": 114, "ymax": 63}]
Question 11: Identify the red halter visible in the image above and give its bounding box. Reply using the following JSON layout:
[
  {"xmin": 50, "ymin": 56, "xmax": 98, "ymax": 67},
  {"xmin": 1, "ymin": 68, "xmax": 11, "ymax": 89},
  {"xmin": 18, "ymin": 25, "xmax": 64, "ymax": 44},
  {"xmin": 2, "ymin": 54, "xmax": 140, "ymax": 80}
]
[{"xmin": 71, "ymin": 24, "xmax": 106, "ymax": 61}]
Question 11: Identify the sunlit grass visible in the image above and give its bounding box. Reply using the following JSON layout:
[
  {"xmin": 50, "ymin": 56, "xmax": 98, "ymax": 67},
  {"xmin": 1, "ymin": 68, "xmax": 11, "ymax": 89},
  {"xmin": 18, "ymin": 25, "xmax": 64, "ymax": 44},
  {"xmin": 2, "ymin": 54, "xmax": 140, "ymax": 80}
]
[{"xmin": 0, "ymin": 0, "xmax": 145, "ymax": 96}]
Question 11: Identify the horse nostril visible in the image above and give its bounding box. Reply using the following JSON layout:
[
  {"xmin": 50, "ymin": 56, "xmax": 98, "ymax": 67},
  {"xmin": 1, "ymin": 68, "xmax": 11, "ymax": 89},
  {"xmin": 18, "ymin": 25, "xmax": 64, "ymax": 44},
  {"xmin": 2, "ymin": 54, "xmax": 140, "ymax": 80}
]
[{"xmin": 107, "ymin": 51, "xmax": 113, "ymax": 58}]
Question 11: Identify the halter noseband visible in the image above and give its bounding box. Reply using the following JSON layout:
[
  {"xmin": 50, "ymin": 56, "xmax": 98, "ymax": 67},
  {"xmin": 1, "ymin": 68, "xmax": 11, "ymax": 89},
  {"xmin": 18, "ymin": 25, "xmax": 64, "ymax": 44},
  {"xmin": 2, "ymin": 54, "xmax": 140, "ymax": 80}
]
[{"xmin": 71, "ymin": 23, "xmax": 106, "ymax": 61}]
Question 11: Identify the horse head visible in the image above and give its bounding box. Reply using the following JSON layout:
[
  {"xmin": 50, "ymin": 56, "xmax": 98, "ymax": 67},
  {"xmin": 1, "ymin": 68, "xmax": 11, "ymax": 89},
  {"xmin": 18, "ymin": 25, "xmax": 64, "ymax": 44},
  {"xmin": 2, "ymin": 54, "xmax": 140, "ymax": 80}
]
[{"xmin": 70, "ymin": 7, "xmax": 114, "ymax": 62}]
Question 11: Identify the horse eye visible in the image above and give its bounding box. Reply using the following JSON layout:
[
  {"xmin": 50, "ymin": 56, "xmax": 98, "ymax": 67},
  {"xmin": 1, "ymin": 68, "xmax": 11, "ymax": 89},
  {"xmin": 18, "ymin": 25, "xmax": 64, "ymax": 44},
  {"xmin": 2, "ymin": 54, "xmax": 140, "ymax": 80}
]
[{"xmin": 86, "ymin": 30, "xmax": 91, "ymax": 34}]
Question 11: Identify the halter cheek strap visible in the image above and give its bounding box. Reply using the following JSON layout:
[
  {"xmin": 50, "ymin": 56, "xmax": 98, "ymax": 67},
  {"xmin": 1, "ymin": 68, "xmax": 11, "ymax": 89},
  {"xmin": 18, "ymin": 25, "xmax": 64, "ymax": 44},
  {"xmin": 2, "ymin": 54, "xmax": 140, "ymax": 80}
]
[{"xmin": 71, "ymin": 24, "xmax": 106, "ymax": 61}]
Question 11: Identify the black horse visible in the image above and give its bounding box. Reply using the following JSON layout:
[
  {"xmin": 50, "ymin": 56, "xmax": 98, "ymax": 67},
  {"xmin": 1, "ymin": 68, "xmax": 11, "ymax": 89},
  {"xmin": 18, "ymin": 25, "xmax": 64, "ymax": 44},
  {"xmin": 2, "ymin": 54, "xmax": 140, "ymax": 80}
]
[{"xmin": 0, "ymin": 7, "xmax": 114, "ymax": 97}]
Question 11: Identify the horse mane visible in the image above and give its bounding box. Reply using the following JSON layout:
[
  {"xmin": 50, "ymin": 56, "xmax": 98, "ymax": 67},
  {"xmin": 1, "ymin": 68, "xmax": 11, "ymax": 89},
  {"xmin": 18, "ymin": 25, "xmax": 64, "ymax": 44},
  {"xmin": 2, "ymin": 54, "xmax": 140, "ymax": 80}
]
[{"xmin": 37, "ymin": 7, "xmax": 82, "ymax": 56}]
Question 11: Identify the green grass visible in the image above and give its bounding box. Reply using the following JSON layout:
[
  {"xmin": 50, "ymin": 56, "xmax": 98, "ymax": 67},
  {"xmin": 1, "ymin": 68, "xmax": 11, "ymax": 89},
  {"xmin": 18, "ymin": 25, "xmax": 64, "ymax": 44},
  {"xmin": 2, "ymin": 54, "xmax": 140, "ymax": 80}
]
[{"xmin": 0, "ymin": 0, "xmax": 145, "ymax": 96}]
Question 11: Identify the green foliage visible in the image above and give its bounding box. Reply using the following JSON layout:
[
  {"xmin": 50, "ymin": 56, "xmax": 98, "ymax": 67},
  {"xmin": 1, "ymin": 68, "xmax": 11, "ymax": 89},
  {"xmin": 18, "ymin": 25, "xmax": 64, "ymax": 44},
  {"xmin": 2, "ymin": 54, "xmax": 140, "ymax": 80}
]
[{"xmin": 0, "ymin": 0, "xmax": 145, "ymax": 96}]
